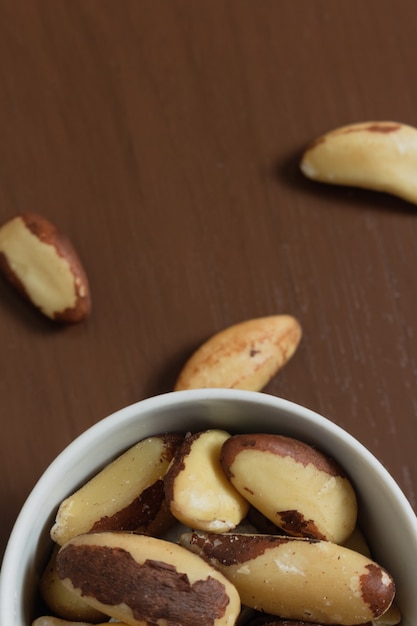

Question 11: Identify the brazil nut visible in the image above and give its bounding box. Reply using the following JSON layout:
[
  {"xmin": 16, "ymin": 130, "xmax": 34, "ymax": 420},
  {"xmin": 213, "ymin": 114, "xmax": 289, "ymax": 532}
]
[
  {"xmin": 220, "ymin": 433, "xmax": 357, "ymax": 543},
  {"xmin": 174, "ymin": 315, "xmax": 302, "ymax": 392},
  {"xmin": 164, "ymin": 430, "xmax": 249, "ymax": 532},
  {"xmin": 180, "ymin": 531, "xmax": 395, "ymax": 625},
  {"xmin": 300, "ymin": 120, "xmax": 417, "ymax": 206},
  {"xmin": 51, "ymin": 434, "xmax": 183, "ymax": 545},
  {"xmin": 56, "ymin": 531, "xmax": 241, "ymax": 626},
  {"xmin": 0, "ymin": 213, "xmax": 91, "ymax": 322}
]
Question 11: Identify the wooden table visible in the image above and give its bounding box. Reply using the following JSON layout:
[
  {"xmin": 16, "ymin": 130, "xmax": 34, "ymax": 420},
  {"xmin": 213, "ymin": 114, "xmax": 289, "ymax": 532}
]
[{"xmin": 1, "ymin": 0, "xmax": 416, "ymax": 560}]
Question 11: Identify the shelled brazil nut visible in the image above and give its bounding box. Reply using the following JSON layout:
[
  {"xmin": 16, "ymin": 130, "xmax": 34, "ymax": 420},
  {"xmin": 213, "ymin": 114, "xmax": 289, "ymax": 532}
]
[
  {"xmin": 0, "ymin": 213, "xmax": 91, "ymax": 322},
  {"xmin": 179, "ymin": 531, "xmax": 395, "ymax": 625},
  {"xmin": 55, "ymin": 532, "xmax": 241, "ymax": 626},
  {"xmin": 50, "ymin": 433, "xmax": 183, "ymax": 546},
  {"xmin": 300, "ymin": 120, "xmax": 417, "ymax": 206},
  {"xmin": 38, "ymin": 428, "xmax": 400, "ymax": 626},
  {"xmin": 164, "ymin": 430, "xmax": 250, "ymax": 532},
  {"xmin": 174, "ymin": 315, "xmax": 302, "ymax": 392},
  {"xmin": 220, "ymin": 433, "xmax": 358, "ymax": 543}
]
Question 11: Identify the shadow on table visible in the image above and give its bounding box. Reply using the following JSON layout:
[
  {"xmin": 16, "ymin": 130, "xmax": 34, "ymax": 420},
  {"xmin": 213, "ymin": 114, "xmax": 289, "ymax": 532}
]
[
  {"xmin": 0, "ymin": 276, "xmax": 71, "ymax": 335},
  {"xmin": 142, "ymin": 342, "xmax": 201, "ymax": 398}
]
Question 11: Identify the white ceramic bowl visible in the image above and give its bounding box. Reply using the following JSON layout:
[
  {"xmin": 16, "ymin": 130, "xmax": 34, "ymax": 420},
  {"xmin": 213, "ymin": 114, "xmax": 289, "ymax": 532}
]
[{"xmin": 1, "ymin": 389, "xmax": 416, "ymax": 625}]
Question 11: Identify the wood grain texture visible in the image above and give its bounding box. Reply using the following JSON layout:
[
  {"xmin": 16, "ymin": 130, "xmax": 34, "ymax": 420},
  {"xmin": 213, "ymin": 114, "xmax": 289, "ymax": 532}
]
[{"xmin": 1, "ymin": 0, "xmax": 416, "ymax": 557}]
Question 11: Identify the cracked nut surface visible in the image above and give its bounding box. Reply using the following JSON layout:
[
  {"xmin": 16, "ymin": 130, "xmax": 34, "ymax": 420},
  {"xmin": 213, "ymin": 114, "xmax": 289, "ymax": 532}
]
[
  {"xmin": 0, "ymin": 213, "xmax": 91, "ymax": 322},
  {"xmin": 174, "ymin": 315, "xmax": 302, "ymax": 391},
  {"xmin": 180, "ymin": 531, "xmax": 395, "ymax": 625},
  {"xmin": 51, "ymin": 434, "xmax": 183, "ymax": 546},
  {"xmin": 164, "ymin": 430, "xmax": 249, "ymax": 532},
  {"xmin": 220, "ymin": 433, "xmax": 357, "ymax": 543},
  {"xmin": 300, "ymin": 120, "xmax": 417, "ymax": 205},
  {"xmin": 56, "ymin": 531, "xmax": 241, "ymax": 626}
]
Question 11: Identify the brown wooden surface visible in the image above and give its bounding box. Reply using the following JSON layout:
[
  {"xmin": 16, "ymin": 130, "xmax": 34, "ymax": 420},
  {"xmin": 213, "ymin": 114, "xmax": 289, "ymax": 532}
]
[{"xmin": 1, "ymin": 0, "xmax": 416, "ymax": 559}]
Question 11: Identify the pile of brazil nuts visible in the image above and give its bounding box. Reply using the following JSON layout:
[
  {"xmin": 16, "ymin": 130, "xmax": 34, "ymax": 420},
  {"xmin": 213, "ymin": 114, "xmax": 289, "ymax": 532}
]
[{"xmin": 35, "ymin": 429, "xmax": 401, "ymax": 626}]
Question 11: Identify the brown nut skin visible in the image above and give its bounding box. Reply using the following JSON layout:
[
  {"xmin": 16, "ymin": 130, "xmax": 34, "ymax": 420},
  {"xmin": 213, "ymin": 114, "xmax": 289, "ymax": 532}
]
[
  {"xmin": 220, "ymin": 433, "xmax": 357, "ymax": 543},
  {"xmin": 174, "ymin": 315, "xmax": 302, "ymax": 392},
  {"xmin": 245, "ymin": 506, "xmax": 286, "ymax": 535},
  {"xmin": 39, "ymin": 546, "xmax": 107, "ymax": 623},
  {"xmin": 0, "ymin": 213, "xmax": 91, "ymax": 322},
  {"xmin": 51, "ymin": 434, "xmax": 183, "ymax": 546},
  {"xmin": 371, "ymin": 602, "xmax": 402, "ymax": 625},
  {"xmin": 164, "ymin": 430, "xmax": 249, "ymax": 532},
  {"xmin": 180, "ymin": 532, "xmax": 396, "ymax": 626},
  {"xmin": 56, "ymin": 531, "xmax": 241, "ymax": 626}
]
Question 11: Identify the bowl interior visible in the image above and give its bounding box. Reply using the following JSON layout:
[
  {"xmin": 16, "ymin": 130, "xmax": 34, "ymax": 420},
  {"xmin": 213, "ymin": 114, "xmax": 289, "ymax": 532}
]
[{"xmin": 1, "ymin": 389, "xmax": 416, "ymax": 625}]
